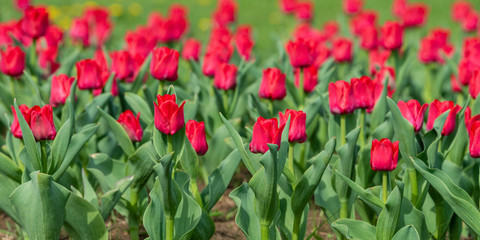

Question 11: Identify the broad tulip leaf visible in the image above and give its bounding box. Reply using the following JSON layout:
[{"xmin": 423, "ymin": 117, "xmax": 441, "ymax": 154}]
[
  {"xmin": 154, "ymin": 153, "xmax": 182, "ymax": 218},
  {"xmin": 130, "ymin": 54, "xmax": 151, "ymax": 93},
  {"xmin": 314, "ymin": 166, "xmax": 341, "ymax": 221},
  {"xmin": 13, "ymin": 100, "xmax": 41, "ymax": 171},
  {"xmin": 127, "ymin": 141, "xmax": 158, "ymax": 189},
  {"xmin": 445, "ymin": 106, "xmax": 468, "ymax": 166},
  {"xmin": 87, "ymin": 153, "xmax": 126, "ymax": 192},
  {"xmin": 376, "ymin": 185, "xmax": 403, "ymax": 240},
  {"xmin": 332, "ymin": 219, "xmax": 376, "ymax": 240},
  {"xmin": 371, "ymin": 78, "xmax": 389, "ymax": 130},
  {"xmin": 10, "ymin": 172, "xmax": 70, "ymax": 240},
  {"xmin": 76, "ymin": 93, "xmax": 111, "ymax": 125},
  {"xmin": 392, "ymin": 225, "xmax": 420, "ymax": 240},
  {"xmin": 50, "ymin": 97, "xmax": 74, "ymax": 174},
  {"xmin": 230, "ymin": 183, "xmax": 261, "ymax": 240},
  {"xmin": 0, "ymin": 152, "xmax": 22, "ymax": 182},
  {"xmin": 387, "ymin": 98, "xmax": 416, "ymax": 166},
  {"xmin": 336, "ymin": 127, "xmax": 360, "ymax": 215},
  {"xmin": 143, "ymin": 177, "xmax": 167, "ymax": 240},
  {"xmin": 174, "ymin": 172, "xmax": 203, "ymax": 240},
  {"xmin": 0, "ymin": 173, "xmax": 20, "ymax": 223},
  {"xmin": 63, "ymin": 193, "xmax": 108, "ymax": 240},
  {"xmin": 190, "ymin": 209, "xmax": 215, "ymax": 240},
  {"xmin": 409, "ymin": 157, "xmax": 480, "ymax": 235},
  {"xmin": 98, "ymin": 107, "xmax": 136, "ymax": 156},
  {"xmin": 125, "ymin": 92, "xmax": 154, "ymax": 124},
  {"xmin": 99, "ymin": 176, "xmax": 133, "ymax": 220},
  {"xmin": 277, "ymin": 187, "xmax": 309, "ymax": 240},
  {"xmin": 153, "ymin": 127, "xmax": 167, "ymax": 157},
  {"xmin": 335, "ymin": 169, "xmax": 384, "ymax": 210},
  {"xmin": 81, "ymin": 169, "xmax": 99, "ymax": 209}
]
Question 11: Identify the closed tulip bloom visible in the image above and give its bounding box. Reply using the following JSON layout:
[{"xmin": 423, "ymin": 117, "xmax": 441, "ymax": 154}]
[
  {"xmin": 380, "ymin": 21, "xmax": 404, "ymax": 50},
  {"xmin": 76, "ymin": 59, "xmax": 103, "ymax": 90},
  {"xmin": 359, "ymin": 26, "xmax": 378, "ymax": 50},
  {"xmin": 37, "ymin": 45, "xmax": 59, "ymax": 75},
  {"xmin": 150, "ymin": 47, "xmax": 179, "ymax": 82},
  {"xmin": 11, "ymin": 105, "xmax": 57, "ymax": 141},
  {"xmin": 333, "ymin": 38, "xmax": 353, "ymax": 62},
  {"xmin": 452, "ymin": 1, "xmax": 472, "ymax": 22},
  {"xmin": 470, "ymin": 69, "xmax": 480, "ymax": 99},
  {"xmin": 462, "ymin": 11, "xmax": 478, "ymax": 32},
  {"xmin": 0, "ymin": 46, "xmax": 25, "ymax": 77},
  {"xmin": 451, "ymin": 74, "xmax": 462, "ymax": 93},
  {"xmin": 214, "ymin": 63, "xmax": 237, "ymax": 90},
  {"xmin": 117, "ymin": 110, "xmax": 143, "ymax": 142},
  {"xmin": 125, "ymin": 29, "xmax": 157, "ymax": 59},
  {"xmin": 259, "ymin": 68, "xmax": 286, "ymax": 100},
  {"xmin": 343, "ymin": 0, "xmax": 363, "ymax": 15},
  {"xmin": 427, "ymin": 100, "xmax": 461, "ymax": 136},
  {"xmin": 182, "ymin": 38, "xmax": 201, "ymax": 61},
  {"xmin": 110, "ymin": 50, "xmax": 135, "ymax": 81},
  {"xmin": 202, "ymin": 52, "xmax": 221, "ymax": 77},
  {"xmin": 279, "ymin": 109, "xmax": 307, "ymax": 143},
  {"xmin": 458, "ymin": 59, "xmax": 473, "ymax": 85},
  {"xmin": 370, "ymin": 138, "xmax": 399, "ymax": 171},
  {"xmin": 280, "ymin": 0, "xmax": 298, "ymax": 13},
  {"xmin": 286, "ymin": 38, "xmax": 316, "ymax": 68},
  {"xmin": 49, "ymin": 74, "xmax": 75, "ymax": 107},
  {"xmin": 419, "ymin": 37, "xmax": 438, "ymax": 63},
  {"xmin": 328, "ymin": 80, "xmax": 355, "ymax": 115},
  {"xmin": 186, "ymin": 120, "xmax": 208, "ymax": 155},
  {"xmin": 351, "ymin": 76, "xmax": 375, "ymax": 110},
  {"xmin": 15, "ymin": 0, "xmax": 30, "ymax": 11},
  {"xmin": 19, "ymin": 7, "xmax": 49, "ymax": 39},
  {"xmin": 11, "ymin": 105, "xmax": 31, "ymax": 139},
  {"xmin": 392, "ymin": 0, "xmax": 407, "ymax": 17},
  {"xmin": 468, "ymin": 119, "xmax": 480, "ymax": 158},
  {"xmin": 154, "ymin": 94, "xmax": 185, "ymax": 135},
  {"xmin": 213, "ymin": 0, "xmax": 237, "ymax": 27},
  {"xmin": 295, "ymin": 1, "xmax": 313, "ymax": 21},
  {"xmin": 234, "ymin": 25, "xmax": 254, "ymax": 61},
  {"xmin": 402, "ymin": 4, "xmax": 428, "ymax": 28},
  {"xmin": 294, "ymin": 65, "xmax": 318, "ymax": 93},
  {"xmin": 350, "ymin": 11, "xmax": 377, "ymax": 36},
  {"xmin": 70, "ymin": 17, "xmax": 89, "ymax": 47},
  {"xmin": 249, "ymin": 117, "xmax": 285, "ymax": 154},
  {"xmin": 398, "ymin": 99, "xmax": 428, "ymax": 132}
]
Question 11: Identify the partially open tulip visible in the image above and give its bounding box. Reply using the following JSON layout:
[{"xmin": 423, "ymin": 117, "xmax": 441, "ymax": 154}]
[
  {"xmin": 19, "ymin": 6, "xmax": 49, "ymax": 39},
  {"xmin": 370, "ymin": 138, "xmax": 399, "ymax": 171},
  {"xmin": 398, "ymin": 99, "xmax": 428, "ymax": 132},
  {"xmin": 470, "ymin": 69, "xmax": 480, "ymax": 99},
  {"xmin": 11, "ymin": 105, "xmax": 57, "ymax": 141},
  {"xmin": 286, "ymin": 38, "xmax": 316, "ymax": 68},
  {"xmin": 125, "ymin": 28, "xmax": 157, "ymax": 59},
  {"xmin": 117, "ymin": 110, "xmax": 143, "ymax": 142},
  {"xmin": 186, "ymin": 120, "xmax": 208, "ymax": 155},
  {"xmin": 249, "ymin": 117, "xmax": 285, "ymax": 154},
  {"xmin": 110, "ymin": 50, "xmax": 135, "ymax": 81},
  {"xmin": 50, "ymin": 74, "xmax": 75, "ymax": 107},
  {"xmin": 333, "ymin": 37, "xmax": 353, "ymax": 62},
  {"xmin": 182, "ymin": 38, "xmax": 201, "ymax": 61},
  {"xmin": 380, "ymin": 21, "xmax": 404, "ymax": 50},
  {"xmin": 351, "ymin": 76, "xmax": 375, "ymax": 110},
  {"xmin": 328, "ymin": 80, "xmax": 355, "ymax": 115},
  {"xmin": 343, "ymin": 0, "xmax": 363, "ymax": 15},
  {"xmin": 294, "ymin": 66, "xmax": 318, "ymax": 93},
  {"xmin": 279, "ymin": 109, "xmax": 307, "ymax": 143},
  {"xmin": 350, "ymin": 11, "xmax": 377, "ymax": 36},
  {"xmin": 154, "ymin": 94, "xmax": 185, "ymax": 135},
  {"xmin": 150, "ymin": 47, "xmax": 179, "ymax": 81},
  {"xmin": 214, "ymin": 63, "xmax": 237, "ymax": 90},
  {"xmin": 468, "ymin": 119, "xmax": 480, "ymax": 158},
  {"xmin": 259, "ymin": 68, "xmax": 286, "ymax": 100},
  {"xmin": 0, "ymin": 46, "xmax": 25, "ymax": 77},
  {"xmin": 427, "ymin": 100, "xmax": 460, "ymax": 136},
  {"xmin": 76, "ymin": 59, "xmax": 103, "ymax": 90}
]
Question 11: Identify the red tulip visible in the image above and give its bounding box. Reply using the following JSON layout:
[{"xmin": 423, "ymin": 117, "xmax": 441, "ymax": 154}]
[
  {"xmin": 462, "ymin": 11, "xmax": 479, "ymax": 32},
  {"xmin": 333, "ymin": 38, "xmax": 353, "ymax": 62},
  {"xmin": 351, "ymin": 76, "xmax": 375, "ymax": 110},
  {"xmin": 259, "ymin": 68, "xmax": 286, "ymax": 100},
  {"xmin": 419, "ymin": 37, "xmax": 438, "ymax": 63},
  {"xmin": 182, "ymin": 38, "xmax": 201, "ymax": 61},
  {"xmin": 110, "ymin": 50, "xmax": 135, "ymax": 81},
  {"xmin": 125, "ymin": 28, "xmax": 157, "ymax": 59},
  {"xmin": 468, "ymin": 118, "xmax": 480, "ymax": 158},
  {"xmin": 37, "ymin": 45, "xmax": 59, "ymax": 75},
  {"xmin": 160, "ymin": 4, "xmax": 188, "ymax": 42},
  {"xmin": 280, "ymin": 0, "xmax": 298, "ymax": 13},
  {"xmin": 452, "ymin": 1, "xmax": 472, "ymax": 22},
  {"xmin": 234, "ymin": 25, "xmax": 254, "ymax": 61},
  {"xmin": 369, "ymin": 49, "xmax": 390, "ymax": 75},
  {"xmin": 186, "ymin": 120, "xmax": 208, "ymax": 155},
  {"xmin": 43, "ymin": 25, "xmax": 63, "ymax": 47},
  {"xmin": 15, "ymin": 0, "xmax": 30, "ymax": 11},
  {"xmin": 11, "ymin": 105, "xmax": 57, "ymax": 141},
  {"xmin": 343, "ymin": 0, "xmax": 363, "ymax": 15},
  {"xmin": 350, "ymin": 11, "xmax": 377, "ymax": 36},
  {"xmin": 294, "ymin": 66, "xmax": 318, "ymax": 93},
  {"xmin": 85, "ymin": 7, "xmax": 112, "ymax": 46},
  {"xmin": 323, "ymin": 21, "xmax": 339, "ymax": 38},
  {"xmin": 214, "ymin": 63, "xmax": 237, "ymax": 90},
  {"xmin": 459, "ymin": 59, "xmax": 473, "ymax": 85},
  {"xmin": 19, "ymin": 7, "xmax": 49, "ymax": 39},
  {"xmin": 279, "ymin": 109, "xmax": 307, "ymax": 143},
  {"xmin": 380, "ymin": 21, "xmax": 404, "ymax": 50},
  {"xmin": 313, "ymin": 43, "xmax": 331, "ymax": 67},
  {"xmin": 286, "ymin": 38, "xmax": 316, "ymax": 68},
  {"xmin": 117, "ymin": 110, "xmax": 143, "ymax": 142},
  {"xmin": 150, "ymin": 47, "xmax": 179, "ymax": 82},
  {"xmin": 359, "ymin": 26, "xmax": 378, "ymax": 50},
  {"xmin": 295, "ymin": 1, "xmax": 313, "ymax": 21},
  {"xmin": 0, "ymin": 46, "xmax": 25, "ymax": 77},
  {"xmin": 11, "ymin": 105, "xmax": 30, "ymax": 139},
  {"xmin": 426, "ymin": 100, "xmax": 460, "ymax": 136},
  {"xmin": 328, "ymin": 80, "xmax": 355, "ymax": 115},
  {"xmin": 50, "ymin": 74, "xmax": 75, "ymax": 107},
  {"xmin": 470, "ymin": 68, "xmax": 480, "ymax": 99},
  {"xmin": 370, "ymin": 138, "xmax": 399, "ymax": 171},
  {"xmin": 401, "ymin": 3, "xmax": 428, "ymax": 28},
  {"xmin": 76, "ymin": 59, "xmax": 103, "ymax": 90},
  {"xmin": 70, "ymin": 17, "xmax": 90, "ymax": 47},
  {"xmin": 249, "ymin": 117, "xmax": 285, "ymax": 154},
  {"xmin": 392, "ymin": 0, "xmax": 407, "ymax": 17},
  {"xmin": 213, "ymin": 0, "xmax": 237, "ymax": 27},
  {"xmin": 398, "ymin": 99, "xmax": 428, "ymax": 132},
  {"xmin": 0, "ymin": 23, "xmax": 14, "ymax": 47},
  {"xmin": 154, "ymin": 94, "xmax": 185, "ymax": 135},
  {"xmin": 451, "ymin": 74, "xmax": 462, "ymax": 93}
]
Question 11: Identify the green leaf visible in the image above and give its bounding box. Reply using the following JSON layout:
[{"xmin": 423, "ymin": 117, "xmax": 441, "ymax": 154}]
[
  {"xmin": 63, "ymin": 193, "xmax": 108, "ymax": 240},
  {"xmin": 99, "ymin": 176, "xmax": 133, "ymax": 220},
  {"xmin": 10, "ymin": 172, "xmax": 70, "ymax": 240},
  {"xmin": 331, "ymin": 219, "xmax": 376, "ymax": 240},
  {"xmin": 143, "ymin": 177, "xmax": 166, "ymax": 240},
  {"xmin": 376, "ymin": 185, "xmax": 403, "ymax": 240},
  {"xmin": 125, "ymin": 92, "xmax": 154, "ymax": 124},
  {"xmin": 152, "ymin": 127, "xmax": 167, "ymax": 157},
  {"xmin": 0, "ymin": 152, "xmax": 22, "ymax": 182},
  {"xmin": 87, "ymin": 153, "xmax": 126, "ymax": 192},
  {"xmin": 387, "ymin": 98, "xmax": 416, "ymax": 167},
  {"xmin": 81, "ymin": 169, "xmax": 98, "ymax": 209},
  {"xmin": 409, "ymin": 157, "xmax": 480, "ymax": 235},
  {"xmin": 335, "ymin": 169, "xmax": 384, "ymax": 210},
  {"xmin": 230, "ymin": 183, "xmax": 261, "ymax": 240},
  {"xmin": 50, "ymin": 98, "xmax": 74, "ymax": 174},
  {"xmin": 127, "ymin": 141, "xmax": 158, "ymax": 189},
  {"xmin": 392, "ymin": 226, "xmax": 420, "ymax": 240},
  {"xmin": 13, "ymin": 100, "xmax": 41, "ymax": 171},
  {"xmin": 371, "ymin": 77, "xmax": 389, "ymax": 130},
  {"xmin": 174, "ymin": 172, "xmax": 203, "ymax": 240},
  {"xmin": 76, "ymin": 93, "xmax": 111, "ymax": 125},
  {"xmin": 154, "ymin": 153, "xmax": 182, "ymax": 217},
  {"xmin": 98, "ymin": 107, "xmax": 136, "ymax": 156},
  {"xmin": 0, "ymin": 173, "xmax": 20, "ymax": 223},
  {"xmin": 130, "ymin": 54, "xmax": 151, "ymax": 93},
  {"xmin": 190, "ymin": 210, "xmax": 215, "ymax": 240}
]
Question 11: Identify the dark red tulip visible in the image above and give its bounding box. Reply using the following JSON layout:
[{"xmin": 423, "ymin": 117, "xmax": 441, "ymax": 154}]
[
  {"xmin": 279, "ymin": 109, "xmax": 307, "ymax": 143},
  {"xmin": 214, "ymin": 63, "xmax": 237, "ymax": 90},
  {"xmin": 70, "ymin": 17, "xmax": 90, "ymax": 47},
  {"xmin": 259, "ymin": 68, "xmax": 287, "ymax": 100},
  {"xmin": 380, "ymin": 21, "xmax": 404, "ymax": 50},
  {"xmin": 182, "ymin": 38, "xmax": 201, "ymax": 61},
  {"xmin": 150, "ymin": 47, "xmax": 179, "ymax": 82},
  {"xmin": 76, "ymin": 59, "xmax": 103, "ymax": 90},
  {"xmin": 213, "ymin": 0, "xmax": 237, "ymax": 27},
  {"xmin": 249, "ymin": 116, "xmax": 285, "ymax": 154},
  {"xmin": 295, "ymin": 1, "xmax": 313, "ymax": 21},
  {"xmin": 286, "ymin": 38, "xmax": 316, "ymax": 68},
  {"xmin": 117, "ymin": 110, "xmax": 143, "ymax": 142},
  {"xmin": 11, "ymin": 105, "xmax": 57, "ymax": 141},
  {"xmin": 19, "ymin": 6, "xmax": 49, "ymax": 39},
  {"xmin": 401, "ymin": 3, "xmax": 428, "ymax": 28},
  {"xmin": 398, "ymin": 99, "xmax": 428, "ymax": 132},
  {"xmin": 328, "ymin": 80, "xmax": 355, "ymax": 115},
  {"xmin": 343, "ymin": 0, "xmax": 363, "ymax": 15},
  {"xmin": 427, "ymin": 100, "xmax": 461, "ymax": 136},
  {"xmin": 333, "ymin": 37, "xmax": 353, "ymax": 62},
  {"xmin": 234, "ymin": 25, "xmax": 254, "ymax": 61},
  {"xmin": 110, "ymin": 50, "xmax": 135, "ymax": 81},
  {"xmin": 280, "ymin": 0, "xmax": 298, "ymax": 13},
  {"xmin": 154, "ymin": 94, "xmax": 185, "ymax": 135},
  {"xmin": 294, "ymin": 65, "xmax": 318, "ymax": 93},
  {"xmin": 186, "ymin": 120, "xmax": 208, "ymax": 155},
  {"xmin": 49, "ymin": 74, "xmax": 74, "ymax": 107},
  {"xmin": 351, "ymin": 76, "xmax": 375, "ymax": 110},
  {"xmin": 370, "ymin": 138, "xmax": 399, "ymax": 171},
  {"xmin": 0, "ymin": 46, "xmax": 25, "ymax": 77},
  {"xmin": 470, "ymin": 68, "xmax": 480, "ymax": 99},
  {"xmin": 452, "ymin": 1, "xmax": 472, "ymax": 22}
]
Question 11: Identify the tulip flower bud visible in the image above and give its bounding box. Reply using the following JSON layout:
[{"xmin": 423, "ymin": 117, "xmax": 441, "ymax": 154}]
[
  {"xmin": 117, "ymin": 110, "xmax": 143, "ymax": 142},
  {"xmin": 452, "ymin": 1, "xmax": 472, "ymax": 22},
  {"xmin": 15, "ymin": 0, "xmax": 30, "ymax": 11},
  {"xmin": 398, "ymin": 99, "xmax": 428, "ymax": 132},
  {"xmin": 50, "ymin": 74, "xmax": 75, "ymax": 107},
  {"xmin": 392, "ymin": 0, "xmax": 407, "ymax": 18},
  {"xmin": 380, "ymin": 21, "xmax": 404, "ymax": 50},
  {"xmin": 11, "ymin": 105, "xmax": 57, "ymax": 141},
  {"xmin": 234, "ymin": 25, "xmax": 254, "ymax": 61},
  {"xmin": 126, "ymin": 29, "xmax": 157, "ymax": 59},
  {"xmin": 427, "ymin": 100, "xmax": 461, "ymax": 136},
  {"xmin": 213, "ymin": 0, "xmax": 237, "ymax": 27},
  {"xmin": 186, "ymin": 120, "xmax": 208, "ymax": 155},
  {"xmin": 279, "ymin": 109, "xmax": 307, "ymax": 143},
  {"xmin": 19, "ymin": 7, "xmax": 49, "ymax": 39},
  {"xmin": 295, "ymin": 1, "xmax": 313, "ymax": 21},
  {"xmin": 286, "ymin": 38, "xmax": 316, "ymax": 68},
  {"xmin": 110, "ymin": 50, "xmax": 135, "ymax": 81},
  {"xmin": 76, "ymin": 59, "xmax": 103, "ymax": 90},
  {"xmin": 294, "ymin": 66, "xmax": 318, "ymax": 93},
  {"xmin": 359, "ymin": 26, "xmax": 378, "ymax": 50},
  {"xmin": 470, "ymin": 69, "xmax": 480, "ymax": 99},
  {"xmin": 462, "ymin": 11, "xmax": 478, "ymax": 32},
  {"xmin": 154, "ymin": 94, "xmax": 185, "ymax": 135},
  {"xmin": 328, "ymin": 80, "xmax": 355, "ymax": 115},
  {"xmin": 182, "ymin": 38, "xmax": 201, "ymax": 61},
  {"xmin": 370, "ymin": 138, "xmax": 399, "ymax": 171},
  {"xmin": 150, "ymin": 47, "xmax": 179, "ymax": 82},
  {"xmin": 249, "ymin": 117, "xmax": 285, "ymax": 154},
  {"xmin": 333, "ymin": 37, "xmax": 353, "ymax": 62},
  {"xmin": 401, "ymin": 4, "xmax": 428, "ymax": 28},
  {"xmin": 468, "ymin": 119, "xmax": 480, "ymax": 158},
  {"xmin": 343, "ymin": 0, "xmax": 363, "ymax": 15},
  {"xmin": 280, "ymin": 0, "xmax": 298, "ymax": 13},
  {"xmin": 70, "ymin": 17, "xmax": 90, "ymax": 47},
  {"xmin": 214, "ymin": 63, "xmax": 237, "ymax": 90},
  {"xmin": 351, "ymin": 76, "xmax": 375, "ymax": 110},
  {"xmin": 259, "ymin": 68, "xmax": 287, "ymax": 100},
  {"xmin": 0, "ymin": 46, "xmax": 25, "ymax": 77}
]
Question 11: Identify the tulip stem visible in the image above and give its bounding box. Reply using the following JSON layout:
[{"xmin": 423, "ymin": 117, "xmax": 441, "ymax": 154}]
[
  {"xmin": 340, "ymin": 115, "xmax": 346, "ymax": 146},
  {"xmin": 128, "ymin": 188, "xmax": 139, "ymax": 240},
  {"xmin": 359, "ymin": 109, "xmax": 366, "ymax": 146},
  {"xmin": 166, "ymin": 216, "xmax": 174, "ymax": 240},
  {"xmin": 40, "ymin": 141, "xmax": 47, "ymax": 173},
  {"xmin": 292, "ymin": 214, "xmax": 301, "ymax": 240},
  {"xmin": 382, "ymin": 171, "xmax": 388, "ymax": 203},
  {"xmin": 260, "ymin": 223, "xmax": 269, "ymax": 240},
  {"xmin": 222, "ymin": 90, "xmax": 229, "ymax": 116},
  {"xmin": 409, "ymin": 168, "xmax": 418, "ymax": 205},
  {"xmin": 288, "ymin": 143, "xmax": 295, "ymax": 176},
  {"xmin": 190, "ymin": 179, "xmax": 203, "ymax": 208},
  {"xmin": 167, "ymin": 135, "xmax": 173, "ymax": 154},
  {"xmin": 340, "ymin": 199, "xmax": 348, "ymax": 219},
  {"xmin": 298, "ymin": 67, "xmax": 305, "ymax": 107},
  {"xmin": 159, "ymin": 81, "xmax": 164, "ymax": 95}
]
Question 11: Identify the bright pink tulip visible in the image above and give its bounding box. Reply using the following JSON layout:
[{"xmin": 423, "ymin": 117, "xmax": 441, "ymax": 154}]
[
  {"xmin": 150, "ymin": 47, "xmax": 179, "ymax": 82},
  {"xmin": 370, "ymin": 138, "xmax": 399, "ymax": 171},
  {"xmin": 186, "ymin": 120, "xmax": 208, "ymax": 155},
  {"xmin": 328, "ymin": 80, "xmax": 355, "ymax": 115},
  {"xmin": 398, "ymin": 99, "xmax": 428, "ymax": 132},
  {"xmin": 50, "ymin": 74, "xmax": 75, "ymax": 107},
  {"xmin": 249, "ymin": 117, "xmax": 285, "ymax": 154},
  {"xmin": 154, "ymin": 94, "xmax": 185, "ymax": 135},
  {"xmin": 117, "ymin": 110, "xmax": 143, "ymax": 142},
  {"xmin": 259, "ymin": 68, "xmax": 287, "ymax": 100},
  {"xmin": 279, "ymin": 109, "xmax": 307, "ymax": 143}
]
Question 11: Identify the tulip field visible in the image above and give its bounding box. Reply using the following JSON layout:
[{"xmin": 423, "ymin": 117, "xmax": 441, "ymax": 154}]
[{"xmin": 5, "ymin": 0, "xmax": 480, "ymax": 239}]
